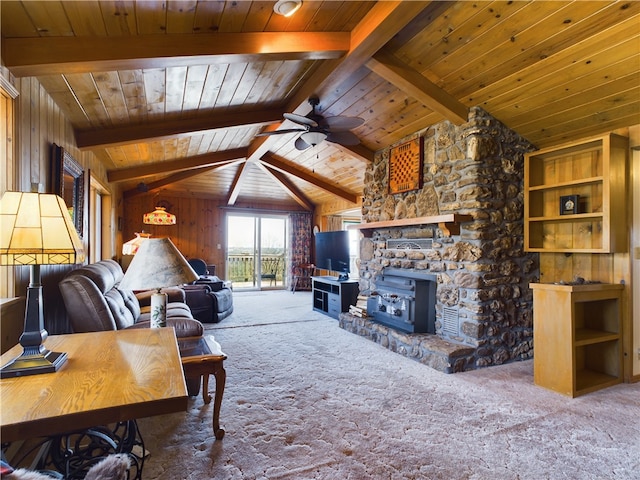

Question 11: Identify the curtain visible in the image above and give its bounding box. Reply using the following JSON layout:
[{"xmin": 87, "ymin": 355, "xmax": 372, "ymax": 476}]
[{"xmin": 288, "ymin": 212, "xmax": 313, "ymax": 290}]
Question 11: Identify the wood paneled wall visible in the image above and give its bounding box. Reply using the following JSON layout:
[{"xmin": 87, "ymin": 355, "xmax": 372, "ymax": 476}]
[
  {"xmin": 122, "ymin": 194, "xmax": 306, "ymax": 278},
  {"xmin": 7, "ymin": 75, "xmax": 113, "ymax": 334}
]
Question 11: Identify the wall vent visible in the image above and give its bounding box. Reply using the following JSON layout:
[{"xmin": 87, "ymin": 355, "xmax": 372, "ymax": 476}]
[
  {"xmin": 386, "ymin": 239, "xmax": 433, "ymax": 250},
  {"xmin": 442, "ymin": 307, "xmax": 459, "ymax": 336}
]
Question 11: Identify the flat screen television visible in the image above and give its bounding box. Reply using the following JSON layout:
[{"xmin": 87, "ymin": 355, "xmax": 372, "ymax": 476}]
[{"xmin": 314, "ymin": 230, "xmax": 350, "ymax": 280}]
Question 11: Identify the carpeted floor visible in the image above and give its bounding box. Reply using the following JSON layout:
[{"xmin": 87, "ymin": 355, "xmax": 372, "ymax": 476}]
[{"xmin": 137, "ymin": 290, "xmax": 640, "ymax": 480}]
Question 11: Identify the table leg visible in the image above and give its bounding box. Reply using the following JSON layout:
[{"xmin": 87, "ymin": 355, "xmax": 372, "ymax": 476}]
[
  {"xmin": 201, "ymin": 373, "xmax": 211, "ymax": 404},
  {"xmin": 209, "ymin": 363, "xmax": 226, "ymax": 440}
]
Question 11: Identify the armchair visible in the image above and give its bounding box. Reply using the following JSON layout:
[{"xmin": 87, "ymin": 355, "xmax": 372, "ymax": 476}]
[
  {"xmin": 183, "ymin": 259, "xmax": 234, "ymax": 323},
  {"xmin": 183, "ymin": 283, "xmax": 233, "ymax": 323}
]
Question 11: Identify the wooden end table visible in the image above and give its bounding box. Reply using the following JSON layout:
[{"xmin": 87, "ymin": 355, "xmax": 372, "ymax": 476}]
[{"xmin": 178, "ymin": 335, "xmax": 227, "ymax": 440}]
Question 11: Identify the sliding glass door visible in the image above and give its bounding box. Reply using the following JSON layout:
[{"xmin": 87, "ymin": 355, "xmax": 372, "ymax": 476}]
[{"xmin": 226, "ymin": 214, "xmax": 288, "ymax": 290}]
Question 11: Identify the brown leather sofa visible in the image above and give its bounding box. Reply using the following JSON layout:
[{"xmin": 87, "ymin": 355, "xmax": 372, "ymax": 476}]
[{"xmin": 59, "ymin": 259, "xmax": 203, "ymax": 338}]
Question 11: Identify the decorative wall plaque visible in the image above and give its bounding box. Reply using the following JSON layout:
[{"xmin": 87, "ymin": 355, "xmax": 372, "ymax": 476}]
[{"xmin": 389, "ymin": 137, "xmax": 423, "ymax": 194}]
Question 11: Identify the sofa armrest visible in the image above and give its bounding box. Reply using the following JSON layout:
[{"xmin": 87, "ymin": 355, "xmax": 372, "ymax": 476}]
[
  {"xmin": 128, "ymin": 317, "xmax": 204, "ymax": 338},
  {"xmin": 193, "ymin": 275, "xmax": 225, "ymax": 291}
]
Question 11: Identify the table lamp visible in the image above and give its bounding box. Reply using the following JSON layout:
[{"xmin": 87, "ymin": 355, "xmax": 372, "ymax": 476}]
[
  {"xmin": 118, "ymin": 238, "xmax": 198, "ymax": 328},
  {"xmin": 0, "ymin": 191, "xmax": 85, "ymax": 378}
]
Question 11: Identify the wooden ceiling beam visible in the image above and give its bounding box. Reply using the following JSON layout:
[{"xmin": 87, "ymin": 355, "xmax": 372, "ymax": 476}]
[
  {"xmin": 285, "ymin": 1, "xmax": 431, "ymax": 118},
  {"xmin": 77, "ymin": 109, "xmax": 283, "ymax": 150},
  {"xmin": 334, "ymin": 143, "xmax": 375, "ymax": 164},
  {"xmin": 108, "ymin": 148, "xmax": 247, "ymax": 182},
  {"xmin": 226, "ymin": 160, "xmax": 251, "ymax": 206},
  {"xmin": 366, "ymin": 50, "xmax": 469, "ymax": 125},
  {"xmin": 123, "ymin": 160, "xmax": 243, "ymax": 199},
  {"xmin": 259, "ymin": 154, "xmax": 358, "ymax": 204},
  {"xmin": 246, "ymin": 1, "xmax": 429, "ymax": 163},
  {"xmin": 3, "ymin": 32, "xmax": 350, "ymax": 77},
  {"xmin": 254, "ymin": 161, "xmax": 314, "ymax": 211}
]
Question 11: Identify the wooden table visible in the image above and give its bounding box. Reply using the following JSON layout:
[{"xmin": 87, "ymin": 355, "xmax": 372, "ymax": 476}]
[
  {"xmin": 0, "ymin": 328, "xmax": 188, "ymax": 443},
  {"xmin": 178, "ymin": 335, "xmax": 227, "ymax": 439}
]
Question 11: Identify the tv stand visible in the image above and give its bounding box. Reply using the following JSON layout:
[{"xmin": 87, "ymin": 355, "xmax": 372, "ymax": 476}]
[{"xmin": 312, "ymin": 276, "xmax": 358, "ymax": 319}]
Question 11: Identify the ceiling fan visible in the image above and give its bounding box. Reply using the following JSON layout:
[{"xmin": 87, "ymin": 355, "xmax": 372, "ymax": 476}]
[{"xmin": 257, "ymin": 97, "xmax": 364, "ymax": 151}]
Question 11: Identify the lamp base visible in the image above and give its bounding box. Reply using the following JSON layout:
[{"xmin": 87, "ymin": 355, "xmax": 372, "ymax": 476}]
[
  {"xmin": 150, "ymin": 291, "xmax": 168, "ymax": 328},
  {"xmin": 0, "ymin": 348, "xmax": 68, "ymax": 379}
]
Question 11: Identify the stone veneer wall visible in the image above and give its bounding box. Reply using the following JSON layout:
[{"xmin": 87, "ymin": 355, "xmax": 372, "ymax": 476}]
[{"xmin": 352, "ymin": 107, "xmax": 539, "ymax": 372}]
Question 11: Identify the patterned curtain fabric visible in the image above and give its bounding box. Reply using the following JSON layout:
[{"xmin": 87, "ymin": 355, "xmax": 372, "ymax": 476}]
[{"xmin": 288, "ymin": 212, "xmax": 313, "ymax": 290}]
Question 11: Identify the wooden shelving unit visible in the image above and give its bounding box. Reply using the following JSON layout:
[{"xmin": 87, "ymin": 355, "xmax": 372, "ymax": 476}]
[
  {"xmin": 524, "ymin": 133, "xmax": 628, "ymax": 253},
  {"xmin": 530, "ymin": 282, "xmax": 623, "ymax": 397}
]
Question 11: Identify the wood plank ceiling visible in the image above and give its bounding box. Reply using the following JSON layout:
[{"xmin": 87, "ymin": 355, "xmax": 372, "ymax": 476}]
[{"xmin": 2, "ymin": 1, "xmax": 639, "ymax": 211}]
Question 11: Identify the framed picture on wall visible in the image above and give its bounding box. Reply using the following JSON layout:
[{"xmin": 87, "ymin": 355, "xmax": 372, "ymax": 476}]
[{"xmin": 51, "ymin": 143, "xmax": 84, "ymax": 237}]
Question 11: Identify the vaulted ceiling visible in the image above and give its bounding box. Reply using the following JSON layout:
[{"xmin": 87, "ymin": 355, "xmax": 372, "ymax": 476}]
[{"xmin": 2, "ymin": 1, "xmax": 638, "ymax": 211}]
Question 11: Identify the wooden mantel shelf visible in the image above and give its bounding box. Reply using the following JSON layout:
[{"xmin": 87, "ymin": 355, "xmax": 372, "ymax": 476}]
[{"xmin": 348, "ymin": 214, "xmax": 473, "ymax": 237}]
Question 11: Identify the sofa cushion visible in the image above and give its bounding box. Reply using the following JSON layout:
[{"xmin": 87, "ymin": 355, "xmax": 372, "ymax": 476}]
[
  {"xmin": 117, "ymin": 288, "xmax": 142, "ymax": 319},
  {"xmin": 74, "ymin": 262, "xmax": 118, "ymax": 294},
  {"xmin": 60, "ymin": 274, "xmax": 119, "ymax": 332},
  {"xmin": 105, "ymin": 290, "xmax": 137, "ymax": 330}
]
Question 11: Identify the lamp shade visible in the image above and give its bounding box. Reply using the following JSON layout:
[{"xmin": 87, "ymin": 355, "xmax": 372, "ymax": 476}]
[
  {"xmin": 0, "ymin": 191, "xmax": 85, "ymax": 265},
  {"xmin": 122, "ymin": 232, "xmax": 151, "ymax": 255},
  {"xmin": 118, "ymin": 238, "xmax": 198, "ymax": 291},
  {"xmin": 300, "ymin": 130, "xmax": 327, "ymax": 147},
  {"xmin": 143, "ymin": 206, "xmax": 176, "ymax": 225},
  {"xmin": 0, "ymin": 191, "xmax": 84, "ymax": 378}
]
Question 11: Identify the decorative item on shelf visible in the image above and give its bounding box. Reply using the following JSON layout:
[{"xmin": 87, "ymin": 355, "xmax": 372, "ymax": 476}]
[
  {"xmin": 273, "ymin": 0, "xmax": 302, "ymax": 17},
  {"xmin": 122, "ymin": 232, "xmax": 151, "ymax": 255},
  {"xmin": 560, "ymin": 195, "xmax": 580, "ymax": 215},
  {"xmin": 118, "ymin": 238, "xmax": 198, "ymax": 328},
  {"xmin": 389, "ymin": 137, "xmax": 423, "ymax": 194},
  {"xmin": 0, "ymin": 191, "xmax": 85, "ymax": 378}
]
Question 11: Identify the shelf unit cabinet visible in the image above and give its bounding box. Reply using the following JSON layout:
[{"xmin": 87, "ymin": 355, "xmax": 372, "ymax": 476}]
[
  {"xmin": 524, "ymin": 133, "xmax": 628, "ymax": 253},
  {"xmin": 530, "ymin": 282, "xmax": 623, "ymax": 397},
  {"xmin": 312, "ymin": 276, "xmax": 359, "ymax": 319}
]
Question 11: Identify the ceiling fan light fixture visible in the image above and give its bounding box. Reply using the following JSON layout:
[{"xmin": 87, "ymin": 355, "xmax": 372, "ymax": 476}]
[
  {"xmin": 273, "ymin": 0, "xmax": 302, "ymax": 17},
  {"xmin": 301, "ymin": 130, "xmax": 327, "ymax": 147}
]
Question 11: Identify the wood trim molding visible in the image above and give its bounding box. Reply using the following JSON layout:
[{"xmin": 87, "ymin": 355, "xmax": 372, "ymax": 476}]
[
  {"xmin": 348, "ymin": 214, "xmax": 473, "ymax": 237},
  {"xmin": 0, "ymin": 67, "xmax": 19, "ymax": 99}
]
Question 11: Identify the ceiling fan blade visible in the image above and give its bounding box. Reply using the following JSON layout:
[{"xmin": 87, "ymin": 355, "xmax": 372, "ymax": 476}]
[
  {"xmin": 284, "ymin": 113, "xmax": 318, "ymax": 128},
  {"xmin": 320, "ymin": 116, "xmax": 364, "ymax": 131},
  {"xmin": 256, "ymin": 128, "xmax": 305, "ymax": 137},
  {"xmin": 295, "ymin": 136, "xmax": 311, "ymax": 151},
  {"xmin": 326, "ymin": 131, "xmax": 361, "ymax": 146}
]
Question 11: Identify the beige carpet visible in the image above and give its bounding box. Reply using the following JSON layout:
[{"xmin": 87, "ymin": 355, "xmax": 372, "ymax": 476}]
[{"xmin": 138, "ymin": 291, "xmax": 640, "ymax": 479}]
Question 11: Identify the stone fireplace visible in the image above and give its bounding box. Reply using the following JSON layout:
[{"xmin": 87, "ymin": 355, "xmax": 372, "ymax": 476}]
[{"xmin": 340, "ymin": 107, "xmax": 539, "ymax": 373}]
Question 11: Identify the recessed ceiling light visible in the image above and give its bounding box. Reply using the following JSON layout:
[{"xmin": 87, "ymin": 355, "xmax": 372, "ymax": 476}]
[{"xmin": 273, "ymin": 0, "xmax": 302, "ymax": 17}]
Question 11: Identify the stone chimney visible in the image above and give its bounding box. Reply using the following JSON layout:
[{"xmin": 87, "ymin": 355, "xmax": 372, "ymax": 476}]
[{"xmin": 347, "ymin": 107, "xmax": 539, "ymax": 372}]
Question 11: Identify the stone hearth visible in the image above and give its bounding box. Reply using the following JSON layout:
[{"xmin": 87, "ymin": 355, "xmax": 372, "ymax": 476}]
[
  {"xmin": 345, "ymin": 107, "xmax": 539, "ymax": 372},
  {"xmin": 340, "ymin": 312, "xmax": 475, "ymax": 373}
]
